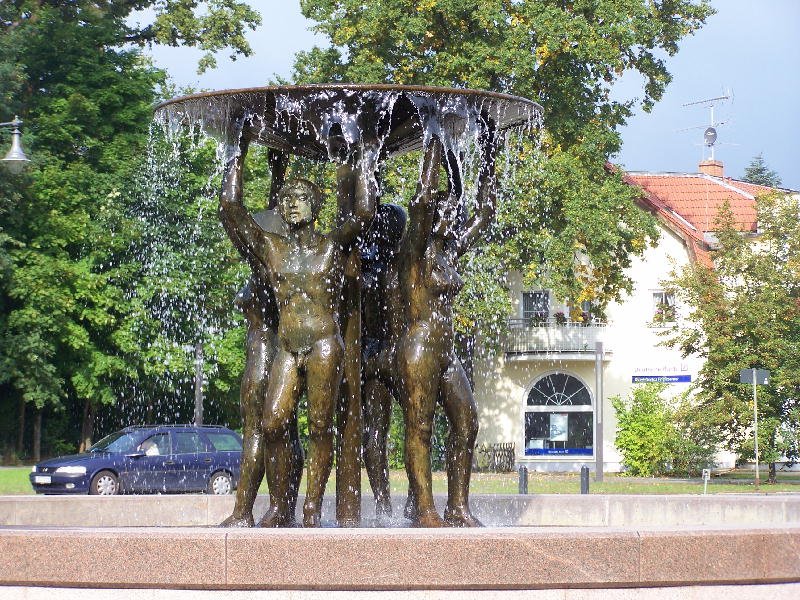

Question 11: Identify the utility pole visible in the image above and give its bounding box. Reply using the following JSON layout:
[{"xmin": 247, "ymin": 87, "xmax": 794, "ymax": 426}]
[
  {"xmin": 594, "ymin": 341, "xmax": 604, "ymax": 482},
  {"xmin": 752, "ymin": 368, "xmax": 760, "ymax": 490},
  {"xmin": 739, "ymin": 368, "xmax": 769, "ymax": 491}
]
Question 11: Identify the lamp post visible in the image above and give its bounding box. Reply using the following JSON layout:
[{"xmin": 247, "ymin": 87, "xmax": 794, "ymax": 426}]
[{"xmin": 1, "ymin": 116, "xmax": 31, "ymax": 174}]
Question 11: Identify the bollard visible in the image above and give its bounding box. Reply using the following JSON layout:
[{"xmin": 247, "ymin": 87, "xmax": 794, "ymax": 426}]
[
  {"xmin": 518, "ymin": 465, "xmax": 528, "ymax": 495},
  {"xmin": 580, "ymin": 465, "xmax": 590, "ymax": 494}
]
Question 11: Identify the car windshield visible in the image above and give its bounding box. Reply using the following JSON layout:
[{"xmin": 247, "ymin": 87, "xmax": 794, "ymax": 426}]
[{"xmin": 89, "ymin": 431, "xmax": 141, "ymax": 454}]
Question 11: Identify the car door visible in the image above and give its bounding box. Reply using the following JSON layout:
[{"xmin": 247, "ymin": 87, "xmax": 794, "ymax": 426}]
[
  {"xmin": 126, "ymin": 432, "xmax": 171, "ymax": 493},
  {"xmin": 167, "ymin": 430, "xmax": 212, "ymax": 491},
  {"xmin": 204, "ymin": 430, "xmax": 244, "ymax": 483}
]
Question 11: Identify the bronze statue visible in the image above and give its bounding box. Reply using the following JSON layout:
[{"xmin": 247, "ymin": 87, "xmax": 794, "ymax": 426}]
[
  {"xmin": 360, "ymin": 203, "xmax": 407, "ymax": 518},
  {"xmin": 397, "ymin": 128, "xmax": 497, "ymax": 527},
  {"xmin": 220, "ymin": 131, "xmax": 376, "ymax": 527},
  {"xmin": 216, "ymin": 278, "xmax": 304, "ymax": 527},
  {"xmin": 218, "ymin": 153, "xmax": 304, "ymax": 528}
]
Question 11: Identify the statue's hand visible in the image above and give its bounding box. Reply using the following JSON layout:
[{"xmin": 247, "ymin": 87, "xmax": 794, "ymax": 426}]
[{"xmin": 224, "ymin": 115, "xmax": 251, "ymax": 161}]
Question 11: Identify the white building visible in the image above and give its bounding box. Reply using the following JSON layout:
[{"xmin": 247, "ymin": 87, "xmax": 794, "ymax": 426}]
[{"xmin": 473, "ymin": 160, "xmax": 781, "ymax": 472}]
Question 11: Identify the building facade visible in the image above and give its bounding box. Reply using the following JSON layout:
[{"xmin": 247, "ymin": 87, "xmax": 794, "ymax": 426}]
[{"xmin": 472, "ymin": 160, "xmax": 780, "ymax": 472}]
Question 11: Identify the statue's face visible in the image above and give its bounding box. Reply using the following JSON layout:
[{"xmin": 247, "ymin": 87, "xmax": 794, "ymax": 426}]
[{"xmin": 278, "ymin": 185, "xmax": 315, "ymax": 227}]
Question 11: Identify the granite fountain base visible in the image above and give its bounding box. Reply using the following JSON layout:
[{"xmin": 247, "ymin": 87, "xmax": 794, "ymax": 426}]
[{"xmin": 1, "ymin": 494, "xmax": 798, "ymax": 599}]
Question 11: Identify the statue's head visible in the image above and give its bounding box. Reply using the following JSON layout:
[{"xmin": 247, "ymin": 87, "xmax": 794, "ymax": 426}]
[
  {"xmin": 277, "ymin": 179, "xmax": 323, "ymax": 227},
  {"xmin": 361, "ymin": 203, "xmax": 407, "ymax": 286},
  {"xmin": 373, "ymin": 203, "xmax": 407, "ymax": 250}
]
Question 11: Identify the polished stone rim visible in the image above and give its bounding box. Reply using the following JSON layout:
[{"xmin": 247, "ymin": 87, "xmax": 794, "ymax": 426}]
[
  {"xmin": 153, "ymin": 83, "xmax": 543, "ymax": 159},
  {"xmin": 154, "ymin": 83, "xmax": 542, "ymax": 114}
]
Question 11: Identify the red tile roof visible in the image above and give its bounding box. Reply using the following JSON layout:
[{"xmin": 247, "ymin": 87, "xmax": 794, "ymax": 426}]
[
  {"xmin": 626, "ymin": 173, "xmax": 759, "ymax": 233},
  {"xmin": 621, "ymin": 171, "xmax": 784, "ymax": 268}
]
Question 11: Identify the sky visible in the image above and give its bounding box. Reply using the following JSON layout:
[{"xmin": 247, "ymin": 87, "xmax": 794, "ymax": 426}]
[{"xmin": 144, "ymin": 0, "xmax": 800, "ymax": 189}]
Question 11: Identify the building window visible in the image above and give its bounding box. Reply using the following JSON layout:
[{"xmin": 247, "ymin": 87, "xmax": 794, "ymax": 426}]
[
  {"xmin": 524, "ymin": 372, "xmax": 593, "ymax": 456},
  {"xmin": 523, "ymin": 291, "xmax": 549, "ymax": 324},
  {"xmin": 652, "ymin": 291, "xmax": 676, "ymax": 325}
]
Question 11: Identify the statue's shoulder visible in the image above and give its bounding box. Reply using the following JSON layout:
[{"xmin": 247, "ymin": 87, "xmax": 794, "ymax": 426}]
[{"xmin": 252, "ymin": 209, "xmax": 288, "ymax": 237}]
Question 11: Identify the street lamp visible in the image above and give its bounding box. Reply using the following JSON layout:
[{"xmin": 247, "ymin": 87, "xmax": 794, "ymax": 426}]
[{"xmin": 1, "ymin": 116, "xmax": 31, "ymax": 174}]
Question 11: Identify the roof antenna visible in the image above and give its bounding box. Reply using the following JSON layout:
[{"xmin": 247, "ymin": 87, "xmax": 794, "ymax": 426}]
[{"xmin": 679, "ymin": 90, "xmax": 732, "ymax": 161}]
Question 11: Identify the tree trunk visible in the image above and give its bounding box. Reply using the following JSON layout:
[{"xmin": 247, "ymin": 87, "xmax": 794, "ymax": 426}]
[
  {"xmin": 32, "ymin": 409, "xmax": 42, "ymax": 463},
  {"xmin": 16, "ymin": 398, "xmax": 26, "ymax": 458},
  {"xmin": 78, "ymin": 399, "xmax": 95, "ymax": 453},
  {"xmin": 768, "ymin": 462, "xmax": 777, "ymax": 484}
]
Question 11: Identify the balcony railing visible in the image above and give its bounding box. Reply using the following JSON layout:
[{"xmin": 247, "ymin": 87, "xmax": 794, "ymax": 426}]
[{"xmin": 504, "ymin": 318, "xmax": 610, "ymax": 355}]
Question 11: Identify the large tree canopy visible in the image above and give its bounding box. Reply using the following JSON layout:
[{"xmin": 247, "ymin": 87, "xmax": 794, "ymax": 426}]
[
  {"xmin": 293, "ymin": 0, "xmax": 713, "ymax": 143},
  {"xmin": 290, "ymin": 0, "xmax": 712, "ymax": 333},
  {"xmin": 1, "ymin": 1, "xmax": 260, "ymax": 77}
]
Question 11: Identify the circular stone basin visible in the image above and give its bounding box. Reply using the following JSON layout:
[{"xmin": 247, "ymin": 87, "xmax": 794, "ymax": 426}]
[
  {"xmin": 154, "ymin": 84, "xmax": 542, "ymax": 159},
  {"xmin": 2, "ymin": 495, "xmax": 798, "ymax": 593}
]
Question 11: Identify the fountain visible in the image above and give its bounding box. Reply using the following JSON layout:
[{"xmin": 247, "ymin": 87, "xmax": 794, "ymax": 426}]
[
  {"xmin": 156, "ymin": 83, "xmax": 541, "ymax": 529},
  {"xmin": 1, "ymin": 85, "xmax": 798, "ymax": 597}
]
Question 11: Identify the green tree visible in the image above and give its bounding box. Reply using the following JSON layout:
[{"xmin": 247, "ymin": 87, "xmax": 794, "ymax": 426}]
[
  {"xmin": 0, "ymin": 0, "xmax": 261, "ymax": 458},
  {"xmin": 742, "ymin": 153, "xmax": 782, "ymax": 188},
  {"xmin": 663, "ymin": 195, "xmax": 800, "ymax": 482},
  {"xmin": 290, "ymin": 0, "xmax": 712, "ymax": 332}
]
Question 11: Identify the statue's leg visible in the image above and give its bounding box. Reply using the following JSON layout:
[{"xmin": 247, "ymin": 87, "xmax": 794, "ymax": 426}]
[
  {"xmin": 398, "ymin": 334, "xmax": 446, "ymax": 528},
  {"xmin": 363, "ymin": 375, "xmax": 393, "ymax": 518},
  {"xmin": 220, "ymin": 330, "xmax": 267, "ymax": 527},
  {"xmin": 287, "ymin": 404, "xmax": 304, "ymax": 517},
  {"xmin": 440, "ymin": 357, "xmax": 482, "ymax": 527},
  {"xmin": 304, "ymin": 335, "xmax": 344, "ymax": 527},
  {"xmin": 259, "ymin": 349, "xmax": 300, "ymax": 528},
  {"xmin": 264, "ymin": 332, "xmax": 305, "ymax": 521}
]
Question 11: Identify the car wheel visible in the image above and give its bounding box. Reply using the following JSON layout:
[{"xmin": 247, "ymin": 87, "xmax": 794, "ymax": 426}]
[
  {"xmin": 89, "ymin": 470, "xmax": 119, "ymax": 496},
  {"xmin": 208, "ymin": 471, "xmax": 232, "ymax": 495}
]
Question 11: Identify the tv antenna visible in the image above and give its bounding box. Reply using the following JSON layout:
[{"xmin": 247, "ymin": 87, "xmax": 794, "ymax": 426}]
[{"xmin": 679, "ymin": 91, "xmax": 732, "ymax": 161}]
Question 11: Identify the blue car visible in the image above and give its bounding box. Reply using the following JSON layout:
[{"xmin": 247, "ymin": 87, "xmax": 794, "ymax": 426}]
[{"xmin": 29, "ymin": 424, "xmax": 243, "ymax": 495}]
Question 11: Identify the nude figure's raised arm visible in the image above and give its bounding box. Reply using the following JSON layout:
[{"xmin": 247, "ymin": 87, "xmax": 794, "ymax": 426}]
[
  {"xmin": 456, "ymin": 120, "xmax": 498, "ymax": 257},
  {"xmin": 404, "ymin": 137, "xmax": 443, "ymax": 260},
  {"xmin": 218, "ymin": 132, "xmax": 274, "ymax": 264},
  {"xmin": 267, "ymin": 149, "xmax": 289, "ymax": 210},
  {"xmin": 332, "ymin": 149, "xmax": 379, "ymax": 247}
]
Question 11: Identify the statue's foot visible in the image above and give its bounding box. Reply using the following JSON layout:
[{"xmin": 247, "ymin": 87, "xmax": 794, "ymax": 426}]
[
  {"xmin": 219, "ymin": 513, "xmax": 254, "ymax": 528},
  {"xmin": 412, "ymin": 508, "xmax": 446, "ymax": 528},
  {"xmin": 257, "ymin": 506, "xmax": 296, "ymax": 528},
  {"xmin": 444, "ymin": 505, "xmax": 483, "ymax": 528},
  {"xmin": 303, "ymin": 501, "xmax": 322, "ymax": 528}
]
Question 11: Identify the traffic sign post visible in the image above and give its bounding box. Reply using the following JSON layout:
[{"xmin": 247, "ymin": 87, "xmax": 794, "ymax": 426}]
[{"xmin": 739, "ymin": 368, "xmax": 769, "ymax": 490}]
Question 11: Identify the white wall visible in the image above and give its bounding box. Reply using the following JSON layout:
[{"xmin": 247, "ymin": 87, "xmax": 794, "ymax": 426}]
[{"xmin": 473, "ymin": 221, "xmax": 708, "ymax": 472}]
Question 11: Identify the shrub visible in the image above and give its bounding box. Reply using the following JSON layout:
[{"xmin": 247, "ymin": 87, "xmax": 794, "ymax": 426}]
[
  {"xmin": 613, "ymin": 384, "xmax": 717, "ymax": 476},
  {"xmin": 612, "ymin": 383, "xmax": 675, "ymax": 476}
]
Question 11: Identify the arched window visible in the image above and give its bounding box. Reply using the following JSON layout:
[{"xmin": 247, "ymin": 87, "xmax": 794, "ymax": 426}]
[{"xmin": 524, "ymin": 372, "xmax": 593, "ymax": 456}]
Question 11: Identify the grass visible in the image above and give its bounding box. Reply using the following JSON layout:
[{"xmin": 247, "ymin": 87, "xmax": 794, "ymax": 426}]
[
  {"xmin": 4, "ymin": 466, "xmax": 797, "ymax": 497},
  {"xmin": 0, "ymin": 467, "xmax": 35, "ymax": 495}
]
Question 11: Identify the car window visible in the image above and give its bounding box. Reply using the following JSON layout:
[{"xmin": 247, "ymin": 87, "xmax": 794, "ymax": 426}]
[
  {"xmin": 173, "ymin": 431, "xmax": 211, "ymax": 454},
  {"xmin": 206, "ymin": 432, "xmax": 242, "ymax": 452},
  {"xmin": 90, "ymin": 431, "xmax": 139, "ymax": 453},
  {"xmin": 137, "ymin": 433, "xmax": 170, "ymax": 456}
]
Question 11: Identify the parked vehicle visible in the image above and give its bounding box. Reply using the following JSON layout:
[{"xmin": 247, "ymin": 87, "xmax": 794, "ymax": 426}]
[{"xmin": 29, "ymin": 424, "xmax": 243, "ymax": 495}]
